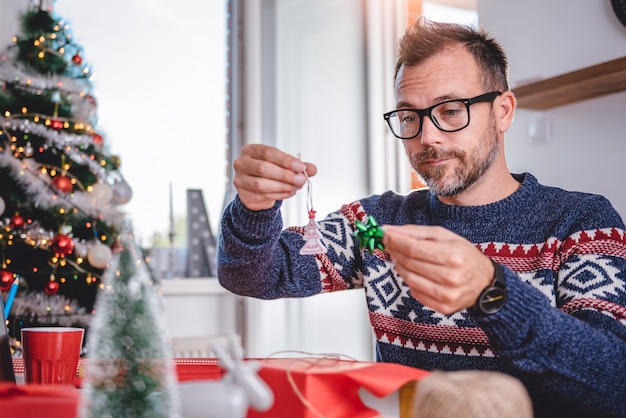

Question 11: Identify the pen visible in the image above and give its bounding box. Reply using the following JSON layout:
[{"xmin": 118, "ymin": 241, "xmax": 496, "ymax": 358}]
[{"xmin": 3, "ymin": 275, "xmax": 19, "ymax": 319}]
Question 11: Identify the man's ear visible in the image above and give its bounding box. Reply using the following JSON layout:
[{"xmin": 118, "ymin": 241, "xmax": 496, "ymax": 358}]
[{"xmin": 495, "ymin": 90, "xmax": 516, "ymax": 132}]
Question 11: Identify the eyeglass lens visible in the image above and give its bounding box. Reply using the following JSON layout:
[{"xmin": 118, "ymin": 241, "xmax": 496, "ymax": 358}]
[{"xmin": 387, "ymin": 101, "xmax": 469, "ymax": 139}]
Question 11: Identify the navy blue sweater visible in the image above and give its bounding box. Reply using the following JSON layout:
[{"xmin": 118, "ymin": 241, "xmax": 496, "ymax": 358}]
[{"xmin": 218, "ymin": 173, "xmax": 626, "ymax": 418}]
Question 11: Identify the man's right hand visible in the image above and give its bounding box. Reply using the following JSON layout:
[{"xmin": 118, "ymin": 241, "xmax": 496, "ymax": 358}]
[{"xmin": 233, "ymin": 144, "xmax": 318, "ymax": 211}]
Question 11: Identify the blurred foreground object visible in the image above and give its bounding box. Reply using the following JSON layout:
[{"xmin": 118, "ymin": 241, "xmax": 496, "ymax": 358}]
[
  {"xmin": 79, "ymin": 234, "xmax": 179, "ymax": 418},
  {"xmin": 412, "ymin": 370, "xmax": 533, "ymax": 418}
]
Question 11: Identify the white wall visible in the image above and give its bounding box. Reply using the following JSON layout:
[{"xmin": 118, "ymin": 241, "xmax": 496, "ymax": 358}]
[
  {"xmin": 478, "ymin": 0, "xmax": 626, "ymax": 218},
  {"xmin": 159, "ymin": 279, "xmax": 239, "ymax": 340}
]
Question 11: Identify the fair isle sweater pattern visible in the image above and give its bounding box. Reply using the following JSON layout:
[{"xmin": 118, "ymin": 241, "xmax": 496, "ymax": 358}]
[
  {"xmin": 284, "ymin": 196, "xmax": 626, "ymax": 361},
  {"xmin": 321, "ymin": 201, "xmax": 626, "ymax": 359}
]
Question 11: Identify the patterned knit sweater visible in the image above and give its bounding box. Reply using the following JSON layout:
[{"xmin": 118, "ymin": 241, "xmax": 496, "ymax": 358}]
[{"xmin": 218, "ymin": 173, "xmax": 626, "ymax": 418}]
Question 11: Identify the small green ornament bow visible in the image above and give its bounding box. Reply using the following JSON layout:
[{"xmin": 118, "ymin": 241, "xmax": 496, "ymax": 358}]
[{"xmin": 354, "ymin": 216, "xmax": 385, "ymax": 253}]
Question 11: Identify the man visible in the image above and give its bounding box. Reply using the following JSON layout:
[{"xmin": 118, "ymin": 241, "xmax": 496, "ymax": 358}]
[{"xmin": 218, "ymin": 18, "xmax": 626, "ymax": 418}]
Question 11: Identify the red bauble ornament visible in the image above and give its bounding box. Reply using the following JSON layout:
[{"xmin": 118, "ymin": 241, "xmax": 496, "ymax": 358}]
[
  {"xmin": 51, "ymin": 234, "xmax": 75, "ymax": 255},
  {"xmin": 0, "ymin": 270, "xmax": 14, "ymax": 292},
  {"xmin": 50, "ymin": 119, "xmax": 64, "ymax": 130},
  {"xmin": 10, "ymin": 215, "xmax": 25, "ymax": 229},
  {"xmin": 45, "ymin": 280, "xmax": 60, "ymax": 295},
  {"xmin": 93, "ymin": 132, "xmax": 104, "ymax": 147},
  {"xmin": 86, "ymin": 95, "xmax": 97, "ymax": 106},
  {"xmin": 51, "ymin": 174, "xmax": 73, "ymax": 194},
  {"xmin": 72, "ymin": 53, "xmax": 82, "ymax": 65}
]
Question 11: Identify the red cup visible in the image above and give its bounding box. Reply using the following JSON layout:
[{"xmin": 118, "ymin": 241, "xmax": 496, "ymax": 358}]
[{"xmin": 21, "ymin": 327, "xmax": 84, "ymax": 385}]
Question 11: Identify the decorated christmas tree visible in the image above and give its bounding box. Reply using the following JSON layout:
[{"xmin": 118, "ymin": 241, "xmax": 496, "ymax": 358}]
[
  {"xmin": 80, "ymin": 233, "xmax": 179, "ymax": 418},
  {"xmin": 0, "ymin": 1, "xmax": 131, "ymax": 348}
]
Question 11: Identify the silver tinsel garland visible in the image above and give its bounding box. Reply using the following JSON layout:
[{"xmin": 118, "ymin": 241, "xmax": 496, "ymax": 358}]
[
  {"xmin": 10, "ymin": 292, "xmax": 91, "ymax": 327},
  {"xmin": 0, "ymin": 150, "xmax": 128, "ymax": 230}
]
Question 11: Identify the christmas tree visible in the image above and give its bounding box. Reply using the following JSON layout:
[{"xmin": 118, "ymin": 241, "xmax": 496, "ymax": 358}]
[
  {"xmin": 80, "ymin": 233, "xmax": 179, "ymax": 418},
  {"xmin": 0, "ymin": 1, "xmax": 131, "ymax": 348}
]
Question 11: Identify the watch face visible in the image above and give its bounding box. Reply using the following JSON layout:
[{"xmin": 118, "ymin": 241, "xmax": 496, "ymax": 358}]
[{"xmin": 479, "ymin": 287, "xmax": 506, "ymax": 314}]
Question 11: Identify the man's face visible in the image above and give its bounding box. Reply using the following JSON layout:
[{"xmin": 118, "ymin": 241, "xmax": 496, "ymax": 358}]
[{"xmin": 394, "ymin": 46, "xmax": 500, "ymax": 198}]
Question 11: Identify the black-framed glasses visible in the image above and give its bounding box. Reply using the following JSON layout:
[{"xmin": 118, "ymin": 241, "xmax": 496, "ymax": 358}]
[{"xmin": 383, "ymin": 91, "xmax": 502, "ymax": 140}]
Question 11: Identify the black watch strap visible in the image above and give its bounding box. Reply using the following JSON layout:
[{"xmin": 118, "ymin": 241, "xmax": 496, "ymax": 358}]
[{"xmin": 471, "ymin": 260, "xmax": 507, "ymax": 315}]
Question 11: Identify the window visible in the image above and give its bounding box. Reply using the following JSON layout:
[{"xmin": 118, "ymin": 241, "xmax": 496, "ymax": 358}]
[{"xmin": 56, "ymin": 0, "xmax": 227, "ymax": 276}]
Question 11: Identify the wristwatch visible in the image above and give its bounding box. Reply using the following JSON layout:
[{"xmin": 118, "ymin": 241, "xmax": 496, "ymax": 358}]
[{"xmin": 472, "ymin": 260, "xmax": 507, "ymax": 315}]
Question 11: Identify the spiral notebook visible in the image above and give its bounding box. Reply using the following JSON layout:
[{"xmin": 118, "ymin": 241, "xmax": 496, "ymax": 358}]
[{"xmin": 0, "ymin": 297, "xmax": 16, "ymax": 383}]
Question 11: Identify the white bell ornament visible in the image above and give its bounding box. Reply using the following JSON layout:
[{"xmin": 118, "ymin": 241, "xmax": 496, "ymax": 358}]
[
  {"xmin": 112, "ymin": 180, "xmax": 133, "ymax": 204},
  {"xmin": 87, "ymin": 241, "xmax": 113, "ymax": 268},
  {"xmin": 91, "ymin": 183, "xmax": 114, "ymax": 204}
]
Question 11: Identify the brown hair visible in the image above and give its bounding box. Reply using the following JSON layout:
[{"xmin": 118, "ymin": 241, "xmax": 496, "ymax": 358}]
[{"xmin": 395, "ymin": 17, "xmax": 509, "ymax": 92}]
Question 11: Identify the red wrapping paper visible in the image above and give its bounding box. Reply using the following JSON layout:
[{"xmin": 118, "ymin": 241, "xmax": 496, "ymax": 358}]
[
  {"xmin": 249, "ymin": 357, "xmax": 430, "ymax": 418},
  {"xmin": 0, "ymin": 382, "xmax": 80, "ymax": 417}
]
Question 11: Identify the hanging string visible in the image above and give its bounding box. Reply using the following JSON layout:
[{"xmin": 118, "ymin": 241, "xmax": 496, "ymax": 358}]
[
  {"xmin": 303, "ymin": 161, "xmax": 315, "ymax": 216},
  {"xmin": 296, "ymin": 153, "xmax": 314, "ymax": 212}
]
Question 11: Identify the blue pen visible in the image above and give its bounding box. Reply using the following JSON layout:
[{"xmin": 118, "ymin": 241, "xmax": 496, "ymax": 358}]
[{"xmin": 3, "ymin": 276, "xmax": 19, "ymax": 319}]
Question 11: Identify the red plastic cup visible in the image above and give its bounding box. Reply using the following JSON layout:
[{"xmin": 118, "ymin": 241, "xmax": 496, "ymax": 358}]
[{"xmin": 21, "ymin": 327, "xmax": 84, "ymax": 385}]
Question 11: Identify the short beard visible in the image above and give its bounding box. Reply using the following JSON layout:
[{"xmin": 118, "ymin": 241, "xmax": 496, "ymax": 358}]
[{"xmin": 409, "ymin": 119, "xmax": 499, "ymax": 197}]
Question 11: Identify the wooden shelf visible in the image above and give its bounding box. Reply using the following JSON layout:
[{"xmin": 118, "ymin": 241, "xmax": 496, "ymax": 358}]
[{"xmin": 512, "ymin": 56, "xmax": 626, "ymax": 110}]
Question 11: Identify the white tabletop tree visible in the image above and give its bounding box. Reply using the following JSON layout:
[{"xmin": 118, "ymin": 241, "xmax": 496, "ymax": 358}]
[{"xmin": 80, "ymin": 234, "xmax": 179, "ymax": 418}]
